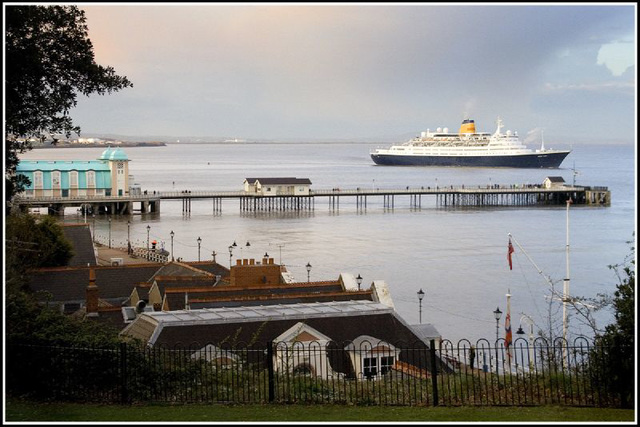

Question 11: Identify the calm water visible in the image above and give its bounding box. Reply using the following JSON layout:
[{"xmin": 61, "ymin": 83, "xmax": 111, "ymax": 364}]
[{"xmin": 19, "ymin": 142, "xmax": 636, "ymax": 343}]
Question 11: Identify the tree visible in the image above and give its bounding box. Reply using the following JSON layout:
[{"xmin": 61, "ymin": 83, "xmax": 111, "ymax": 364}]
[
  {"xmin": 5, "ymin": 5, "xmax": 133, "ymax": 204},
  {"xmin": 588, "ymin": 236, "xmax": 635, "ymax": 408}
]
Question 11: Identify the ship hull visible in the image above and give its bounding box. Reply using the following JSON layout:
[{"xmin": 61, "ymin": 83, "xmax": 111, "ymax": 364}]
[{"xmin": 370, "ymin": 151, "xmax": 571, "ymax": 168}]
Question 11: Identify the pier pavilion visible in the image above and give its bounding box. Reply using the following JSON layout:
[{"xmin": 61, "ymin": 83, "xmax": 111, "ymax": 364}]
[{"xmin": 14, "ymin": 147, "xmax": 151, "ymax": 215}]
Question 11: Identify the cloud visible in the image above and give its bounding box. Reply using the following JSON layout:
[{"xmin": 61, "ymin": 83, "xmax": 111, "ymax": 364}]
[
  {"xmin": 74, "ymin": 4, "xmax": 636, "ymax": 142},
  {"xmin": 597, "ymin": 38, "xmax": 636, "ymax": 76}
]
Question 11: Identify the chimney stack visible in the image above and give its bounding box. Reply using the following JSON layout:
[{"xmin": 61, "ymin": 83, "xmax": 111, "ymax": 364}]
[{"xmin": 86, "ymin": 268, "xmax": 99, "ymax": 317}]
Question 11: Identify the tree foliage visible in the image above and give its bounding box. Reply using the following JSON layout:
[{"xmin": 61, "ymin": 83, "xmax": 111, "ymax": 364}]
[
  {"xmin": 589, "ymin": 236, "xmax": 635, "ymax": 408},
  {"xmin": 5, "ymin": 5, "xmax": 133, "ymax": 202},
  {"xmin": 5, "ymin": 212, "xmax": 120, "ymax": 346},
  {"xmin": 6, "ymin": 214, "xmax": 75, "ymax": 275}
]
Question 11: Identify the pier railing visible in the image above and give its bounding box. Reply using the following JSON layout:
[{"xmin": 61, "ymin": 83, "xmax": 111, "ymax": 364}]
[{"xmin": 11, "ymin": 184, "xmax": 610, "ymax": 214}]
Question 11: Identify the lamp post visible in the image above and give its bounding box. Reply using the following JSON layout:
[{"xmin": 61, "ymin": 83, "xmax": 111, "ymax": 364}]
[
  {"xmin": 197, "ymin": 236, "xmax": 202, "ymax": 262},
  {"xmin": 170, "ymin": 230, "xmax": 175, "ymax": 261},
  {"xmin": 108, "ymin": 217, "xmax": 112, "ymax": 248},
  {"xmin": 306, "ymin": 262, "xmax": 312, "ymax": 282},
  {"xmin": 493, "ymin": 307, "xmax": 502, "ymax": 343},
  {"xmin": 417, "ymin": 288, "xmax": 425, "ymax": 324},
  {"xmin": 92, "ymin": 214, "xmax": 96, "ymax": 243},
  {"xmin": 127, "ymin": 220, "xmax": 131, "ymax": 254},
  {"xmin": 493, "ymin": 306, "xmax": 502, "ymax": 374},
  {"xmin": 356, "ymin": 274, "xmax": 363, "ymax": 291},
  {"xmin": 146, "ymin": 225, "xmax": 151, "ymax": 259}
]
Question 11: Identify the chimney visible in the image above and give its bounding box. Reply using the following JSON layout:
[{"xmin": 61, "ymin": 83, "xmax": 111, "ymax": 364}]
[{"xmin": 86, "ymin": 268, "xmax": 99, "ymax": 317}]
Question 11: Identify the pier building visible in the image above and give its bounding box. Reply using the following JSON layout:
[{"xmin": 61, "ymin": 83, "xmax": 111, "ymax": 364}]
[{"xmin": 15, "ymin": 147, "xmax": 142, "ymax": 214}]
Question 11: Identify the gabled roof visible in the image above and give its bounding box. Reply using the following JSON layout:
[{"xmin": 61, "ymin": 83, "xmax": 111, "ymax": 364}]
[{"xmin": 545, "ymin": 176, "xmax": 565, "ymax": 182}]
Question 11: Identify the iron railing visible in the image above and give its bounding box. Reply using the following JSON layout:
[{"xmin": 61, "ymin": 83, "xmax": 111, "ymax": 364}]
[{"xmin": 5, "ymin": 337, "xmax": 630, "ymax": 407}]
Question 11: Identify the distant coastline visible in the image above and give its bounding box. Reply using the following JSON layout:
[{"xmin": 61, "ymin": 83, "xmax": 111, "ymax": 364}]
[{"xmin": 31, "ymin": 141, "xmax": 166, "ymax": 149}]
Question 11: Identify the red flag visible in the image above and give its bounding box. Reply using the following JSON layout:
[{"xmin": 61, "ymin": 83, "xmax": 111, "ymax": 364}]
[{"xmin": 507, "ymin": 239, "xmax": 515, "ymax": 270}]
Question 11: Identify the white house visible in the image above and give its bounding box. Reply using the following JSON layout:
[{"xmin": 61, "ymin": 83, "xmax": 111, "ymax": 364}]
[
  {"xmin": 243, "ymin": 177, "xmax": 312, "ymax": 196},
  {"xmin": 542, "ymin": 176, "xmax": 566, "ymax": 189}
]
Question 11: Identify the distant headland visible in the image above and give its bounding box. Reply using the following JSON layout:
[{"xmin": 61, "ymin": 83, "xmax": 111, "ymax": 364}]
[{"xmin": 30, "ymin": 139, "xmax": 166, "ymax": 149}]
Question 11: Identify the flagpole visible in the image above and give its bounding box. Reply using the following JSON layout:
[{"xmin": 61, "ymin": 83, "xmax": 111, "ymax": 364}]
[
  {"xmin": 505, "ymin": 289, "xmax": 512, "ymax": 367},
  {"xmin": 562, "ymin": 198, "xmax": 571, "ymax": 366}
]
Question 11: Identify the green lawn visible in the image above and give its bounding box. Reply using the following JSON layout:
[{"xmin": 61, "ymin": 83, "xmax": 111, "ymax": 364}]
[{"xmin": 5, "ymin": 400, "xmax": 636, "ymax": 422}]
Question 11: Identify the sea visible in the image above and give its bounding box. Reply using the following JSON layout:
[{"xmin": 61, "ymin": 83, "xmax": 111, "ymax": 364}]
[{"xmin": 18, "ymin": 141, "xmax": 636, "ymax": 344}]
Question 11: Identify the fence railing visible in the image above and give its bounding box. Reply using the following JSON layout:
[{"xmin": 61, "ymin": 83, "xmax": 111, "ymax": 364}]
[{"xmin": 5, "ymin": 337, "xmax": 630, "ymax": 407}]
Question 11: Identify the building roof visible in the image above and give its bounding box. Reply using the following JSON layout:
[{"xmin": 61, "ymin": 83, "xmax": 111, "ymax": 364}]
[
  {"xmin": 122, "ymin": 300, "xmax": 411, "ymax": 346},
  {"xmin": 545, "ymin": 176, "xmax": 566, "ymax": 182},
  {"xmin": 16, "ymin": 160, "xmax": 111, "ymax": 172},
  {"xmin": 244, "ymin": 177, "xmax": 312, "ymax": 185},
  {"xmin": 27, "ymin": 264, "xmax": 163, "ymax": 305},
  {"xmin": 61, "ymin": 223, "xmax": 97, "ymax": 267},
  {"xmin": 107, "ymin": 147, "xmax": 129, "ymax": 161}
]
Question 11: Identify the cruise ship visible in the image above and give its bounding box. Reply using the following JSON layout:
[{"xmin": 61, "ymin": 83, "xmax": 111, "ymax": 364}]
[{"xmin": 370, "ymin": 118, "xmax": 571, "ymax": 168}]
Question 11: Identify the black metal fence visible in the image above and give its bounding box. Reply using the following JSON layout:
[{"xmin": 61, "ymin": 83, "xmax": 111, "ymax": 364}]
[{"xmin": 5, "ymin": 337, "xmax": 630, "ymax": 407}]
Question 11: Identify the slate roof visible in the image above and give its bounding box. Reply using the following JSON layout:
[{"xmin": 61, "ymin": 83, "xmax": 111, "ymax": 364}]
[
  {"xmin": 61, "ymin": 223, "xmax": 97, "ymax": 267},
  {"xmin": 27, "ymin": 264, "xmax": 163, "ymax": 305},
  {"xmin": 120, "ymin": 300, "xmax": 451, "ymax": 375}
]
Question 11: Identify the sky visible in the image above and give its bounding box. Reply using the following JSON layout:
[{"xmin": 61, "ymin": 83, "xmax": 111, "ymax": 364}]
[{"xmin": 68, "ymin": 3, "xmax": 636, "ymax": 144}]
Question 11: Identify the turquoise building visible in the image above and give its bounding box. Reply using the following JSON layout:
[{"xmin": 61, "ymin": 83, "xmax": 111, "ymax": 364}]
[{"xmin": 16, "ymin": 147, "xmax": 132, "ymax": 198}]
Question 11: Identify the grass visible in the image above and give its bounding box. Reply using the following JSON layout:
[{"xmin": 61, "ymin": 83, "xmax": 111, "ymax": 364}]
[{"xmin": 4, "ymin": 400, "xmax": 636, "ymax": 423}]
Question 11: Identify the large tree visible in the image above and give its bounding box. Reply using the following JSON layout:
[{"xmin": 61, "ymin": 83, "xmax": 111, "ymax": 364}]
[{"xmin": 5, "ymin": 5, "xmax": 133, "ymax": 204}]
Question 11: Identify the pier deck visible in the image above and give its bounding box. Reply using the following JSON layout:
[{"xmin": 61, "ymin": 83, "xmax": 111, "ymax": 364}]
[{"xmin": 12, "ymin": 184, "xmax": 611, "ymax": 215}]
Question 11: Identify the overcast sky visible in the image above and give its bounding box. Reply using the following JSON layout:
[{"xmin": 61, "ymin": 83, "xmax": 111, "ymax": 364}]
[{"xmin": 71, "ymin": 3, "xmax": 636, "ymax": 144}]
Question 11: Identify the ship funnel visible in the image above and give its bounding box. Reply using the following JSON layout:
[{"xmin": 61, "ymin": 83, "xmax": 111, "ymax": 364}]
[{"xmin": 459, "ymin": 119, "xmax": 476, "ymax": 134}]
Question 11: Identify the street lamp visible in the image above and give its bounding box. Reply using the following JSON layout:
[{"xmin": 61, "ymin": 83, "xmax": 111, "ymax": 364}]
[
  {"xmin": 356, "ymin": 274, "xmax": 363, "ymax": 291},
  {"xmin": 92, "ymin": 214, "xmax": 96, "ymax": 243},
  {"xmin": 170, "ymin": 230, "xmax": 175, "ymax": 261},
  {"xmin": 108, "ymin": 217, "xmax": 112, "ymax": 248},
  {"xmin": 493, "ymin": 306, "xmax": 503, "ymax": 373},
  {"xmin": 493, "ymin": 307, "xmax": 502, "ymax": 343},
  {"xmin": 146, "ymin": 225, "xmax": 151, "ymax": 259},
  {"xmin": 306, "ymin": 262, "xmax": 312, "ymax": 282},
  {"xmin": 417, "ymin": 288, "xmax": 425, "ymax": 324},
  {"xmin": 197, "ymin": 236, "xmax": 202, "ymax": 262},
  {"xmin": 127, "ymin": 220, "xmax": 131, "ymax": 254}
]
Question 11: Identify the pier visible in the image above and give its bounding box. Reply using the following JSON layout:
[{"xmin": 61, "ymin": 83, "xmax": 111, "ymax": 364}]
[{"xmin": 12, "ymin": 184, "xmax": 611, "ymax": 216}]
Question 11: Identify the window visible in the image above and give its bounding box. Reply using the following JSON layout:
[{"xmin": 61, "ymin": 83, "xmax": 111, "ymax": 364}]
[
  {"xmin": 86, "ymin": 171, "xmax": 95, "ymax": 186},
  {"xmin": 380, "ymin": 356, "xmax": 395, "ymax": 375},
  {"xmin": 363, "ymin": 357, "xmax": 377, "ymax": 379},
  {"xmin": 69, "ymin": 171, "xmax": 78, "ymax": 187},
  {"xmin": 51, "ymin": 171, "xmax": 61, "ymax": 187},
  {"xmin": 33, "ymin": 171, "xmax": 43, "ymax": 188}
]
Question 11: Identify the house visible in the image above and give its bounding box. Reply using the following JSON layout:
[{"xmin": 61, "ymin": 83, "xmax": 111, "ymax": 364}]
[
  {"xmin": 542, "ymin": 176, "xmax": 566, "ymax": 189},
  {"xmin": 243, "ymin": 177, "xmax": 312, "ymax": 196},
  {"xmin": 16, "ymin": 147, "xmax": 133, "ymax": 198},
  {"xmin": 120, "ymin": 300, "xmax": 450, "ymax": 379}
]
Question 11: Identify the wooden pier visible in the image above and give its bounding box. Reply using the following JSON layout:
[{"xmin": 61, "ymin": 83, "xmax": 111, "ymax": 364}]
[{"xmin": 12, "ymin": 184, "xmax": 611, "ymax": 216}]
